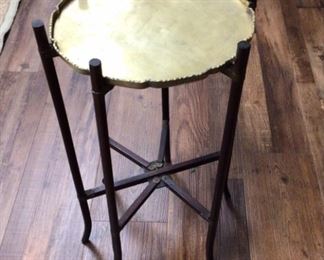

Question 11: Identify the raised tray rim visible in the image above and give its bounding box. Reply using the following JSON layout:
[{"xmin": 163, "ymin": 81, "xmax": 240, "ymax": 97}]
[{"xmin": 49, "ymin": 0, "xmax": 255, "ymax": 88}]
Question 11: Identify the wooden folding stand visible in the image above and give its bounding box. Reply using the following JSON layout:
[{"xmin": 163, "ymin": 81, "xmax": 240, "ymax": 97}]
[{"xmin": 32, "ymin": 0, "xmax": 256, "ymax": 259}]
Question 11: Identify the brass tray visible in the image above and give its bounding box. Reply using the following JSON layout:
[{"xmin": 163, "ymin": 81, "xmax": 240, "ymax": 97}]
[{"xmin": 50, "ymin": 0, "xmax": 255, "ymax": 88}]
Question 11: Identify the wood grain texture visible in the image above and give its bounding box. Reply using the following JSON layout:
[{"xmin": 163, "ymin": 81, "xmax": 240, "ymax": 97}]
[
  {"xmin": 215, "ymin": 179, "xmax": 250, "ymax": 260},
  {"xmin": 0, "ymin": 0, "xmax": 57, "ymax": 72},
  {"xmin": 91, "ymin": 87, "xmax": 169, "ymax": 222},
  {"xmin": 235, "ymin": 37, "xmax": 272, "ymax": 158},
  {"xmin": 296, "ymin": 0, "xmax": 324, "ymax": 8},
  {"xmin": 279, "ymin": 0, "xmax": 314, "ymax": 84},
  {"xmin": 0, "ymin": 72, "xmax": 48, "ymax": 248},
  {"xmin": 21, "ymin": 70, "xmax": 100, "ymax": 260},
  {"xmin": 296, "ymin": 8, "xmax": 324, "ymax": 203},
  {"xmin": 166, "ymin": 79, "xmax": 220, "ymax": 260},
  {"xmin": 81, "ymin": 222, "xmax": 167, "ymax": 260},
  {"xmin": 0, "ymin": 66, "xmax": 99, "ymax": 257},
  {"xmin": 256, "ymin": 0, "xmax": 310, "ymax": 153},
  {"xmin": 0, "ymin": 0, "xmax": 324, "ymax": 259},
  {"xmin": 243, "ymin": 153, "xmax": 324, "ymax": 260},
  {"xmin": 299, "ymin": 8, "xmax": 324, "ymax": 100}
]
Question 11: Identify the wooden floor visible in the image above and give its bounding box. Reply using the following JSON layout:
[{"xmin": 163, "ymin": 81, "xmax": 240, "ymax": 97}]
[{"xmin": 0, "ymin": 0, "xmax": 323, "ymax": 259}]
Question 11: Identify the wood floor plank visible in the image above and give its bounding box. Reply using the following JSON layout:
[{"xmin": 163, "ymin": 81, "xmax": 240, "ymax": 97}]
[
  {"xmin": 0, "ymin": 255, "xmax": 22, "ymax": 260},
  {"xmin": 277, "ymin": 0, "xmax": 324, "ymax": 202},
  {"xmin": 235, "ymin": 37, "xmax": 272, "ymax": 158},
  {"xmin": 214, "ymin": 179, "xmax": 250, "ymax": 260},
  {"xmin": 296, "ymin": 0, "xmax": 324, "ymax": 8},
  {"xmin": 166, "ymin": 78, "xmax": 222, "ymax": 260},
  {"xmin": 81, "ymin": 222, "xmax": 167, "ymax": 260},
  {"xmin": 166, "ymin": 73, "xmax": 252, "ymax": 259},
  {"xmin": 283, "ymin": 7, "xmax": 324, "ymax": 202},
  {"xmin": 243, "ymin": 153, "xmax": 324, "ymax": 260},
  {"xmin": 299, "ymin": 8, "xmax": 324, "ymax": 101},
  {"xmin": 0, "ymin": 0, "xmax": 57, "ymax": 72},
  {"xmin": 279, "ymin": 0, "xmax": 314, "ymax": 84},
  {"xmin": 261, "ymin": 0, "xmax": 324, "ymax": 202},
  {"xmin": 256, "ymin": 0, "xmax": 310, "ymax": 153},
  {"xmin": 0, "ymin": 72, "xmax": 47, "ymax": 247},
  {"xmin": 0, "ymin": 65, "xmax": 99, "ymax": 256},
  {"xmin": 21, "ymin": 70, "xmax": 101, "ymax": 260},
  {"xmin": 91, "ymin": 87, "xmax": 168, "ymax": 222},
  {"xmin": 0, "ymin": 0, "xmax": 323, "ymax": 259},
  {"xmin": 0, "ymin": 91, "xmax": 60, "ymax": 256},
  {"xmin": 292, "ymin": 79, "xmax": 324, "ymax": 202}
]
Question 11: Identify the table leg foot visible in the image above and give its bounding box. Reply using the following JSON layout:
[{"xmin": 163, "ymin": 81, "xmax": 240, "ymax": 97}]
[{"xmin": 80, "ymin": 200, "xmax": 92, "ymax": 244}]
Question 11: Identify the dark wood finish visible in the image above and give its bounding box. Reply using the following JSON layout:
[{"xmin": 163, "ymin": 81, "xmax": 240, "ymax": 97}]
[
  {"xmin": 206, "ymin": 41, "xmax": 251, "ymax": 260},
  {"xmin": 298, "ymin": 7, "xmax": 324, "ymax": 199},
  {"xmin": 163, "ymin": 176, "xmax": 210, "ymax": 221},
  {"xmin": 298, "ymin": 8, "xmax": 324, "ymax": 98},
  {"xmin": 256, "ymin": 0, "xmax": 310, "ymax": 153},
  {"xmin": 109, "ymin": 138, "xmax": 150, "ymax": 169},
  {"xmin": 84, "ymin": 151, "xmax": 220, "ymax": 200},
  {"xmin": 119, "ymin": 180, "xmax": 160, "ymax": 230},
  {"xmin": 32, "ymin": 20, "xmax": 92, "ymax": 244},
  {"xmin": 279, "ymin": 0, "xmax": 314, "ymax": 84},
  {"xmin": 90, "ymin": 59, "xmax": 122, "ymax": 259},
  {"xmin": 160, "ymin": 88, "xmax": 171, "ymax": 163},
  {"xmin": 113, "ymin": 152, "xmax": 220, "ymax": 190},
  {"xmin": 0, "ymin": 1, "xmax": 324, "ymax": 260},
  {"xmin": 90, "ymin": 87, "xmax": 169, "ymax": 223},
  {"xmin": 214, "ymin": 179, "xmax": 250, "ymax": 260},
  {"xmin": 66, "ymin": 39, "xmax": 245, "ymax": 258},
  {"xmin": 296, "ymin": 0, "xmax": 324, "ymax": 8}
]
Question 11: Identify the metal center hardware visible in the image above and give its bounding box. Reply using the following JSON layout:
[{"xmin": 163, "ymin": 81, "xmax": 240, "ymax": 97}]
[{"xmin": 147, "ymin": 160, "xmax": 165, "ymax": 171}]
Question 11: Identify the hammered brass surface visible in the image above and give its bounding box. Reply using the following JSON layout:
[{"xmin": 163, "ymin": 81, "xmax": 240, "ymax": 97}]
[{"xmin": 51, "ymin": 0, "xmax": 254, "ymax": 88}]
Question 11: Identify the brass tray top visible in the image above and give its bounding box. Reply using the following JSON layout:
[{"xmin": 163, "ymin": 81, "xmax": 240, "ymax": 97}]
[{"xmin": 50, "ymin": 0, "xmax": 255, "ymax": 88}]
